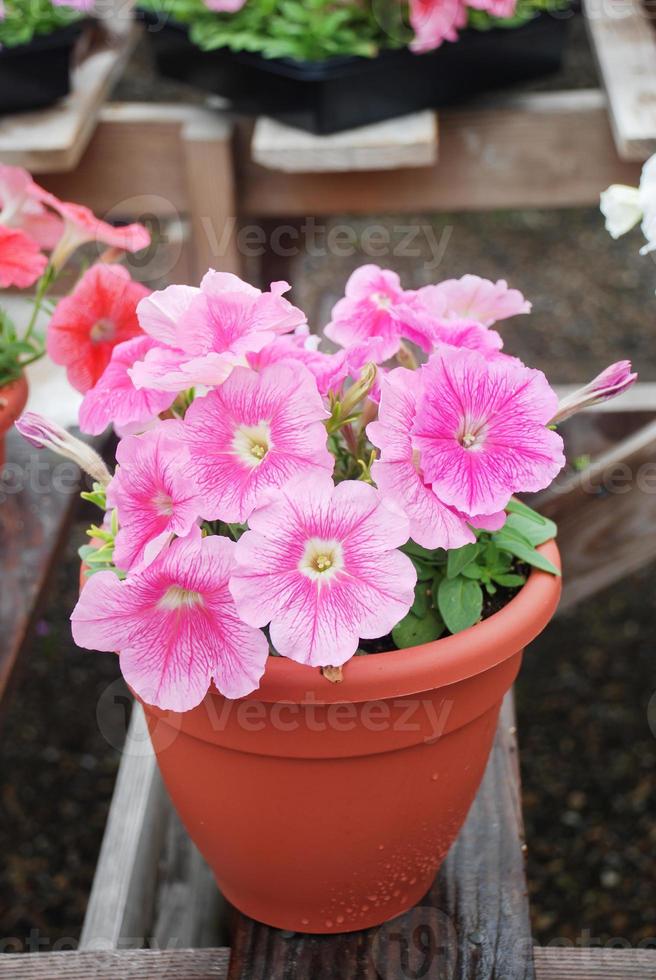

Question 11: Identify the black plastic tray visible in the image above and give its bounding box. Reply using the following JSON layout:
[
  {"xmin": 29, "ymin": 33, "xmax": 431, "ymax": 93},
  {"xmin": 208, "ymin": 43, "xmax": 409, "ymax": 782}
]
[
  {"xmin": 0, "ymin": 22, "xmax": 86, "ymax": 115},
  {"xmin": 139, "ymin": 10, "xmax": 569, "ymax": 134}
]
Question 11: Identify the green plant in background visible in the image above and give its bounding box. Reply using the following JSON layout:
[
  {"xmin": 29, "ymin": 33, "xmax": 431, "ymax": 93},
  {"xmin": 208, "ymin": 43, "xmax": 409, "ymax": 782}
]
[
  {"xmin": 0, "ymin": 0, "xmax": 83, "ymax": 50},
  {"xmin": 393, "ymin": 499, "xmax": 558, "ymax": 647},
  {"xmin": 139, "ymin": 0, "xmax": 568, "ymax": 61}
]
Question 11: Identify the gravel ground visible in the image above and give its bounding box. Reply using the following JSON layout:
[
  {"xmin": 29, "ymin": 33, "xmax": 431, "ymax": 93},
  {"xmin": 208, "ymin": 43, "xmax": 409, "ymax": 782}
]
[{"xmin": 1, "ymin": 6, "xmax": 655, "ymax": 955}]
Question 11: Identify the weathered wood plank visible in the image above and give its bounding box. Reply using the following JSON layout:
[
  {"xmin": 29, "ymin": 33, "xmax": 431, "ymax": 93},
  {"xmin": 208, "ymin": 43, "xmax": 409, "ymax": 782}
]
[
  {"xmin": 79, "ymin": 703, "xmax": 168, "ymax": 950},
  {"xmin": 0, "ymin": 434, "xmax": 89, "ymax": 713},
  {"xmin": 0, "ymin": 946, "xmax": 653, "ymax": 979},
  {"xmin": 228, "ymin": 692, "xmax": 534, "ymax": 980},
  {"xmin": 237, "ymin": 91, "xmax": 641, "ymax": 216},
  {"xmin": 0, "ymin": 948, "xmax": 230, "ymax": 978},
  {"xmin": 583, "ymin": 0, "xmax": 656, "ymax": 162},
  {"xmin": 0, "ymin": 26, "xmax": 139, "ymax": 173},
  {"xmin": 251, "ymin": 112, "xmax": 438, "ymax": 173},
  {"xmin": 535, "ymin": 417, "xmax": 656, "ymax": 612},
  {"xmin": 534, "ymin": 946, "xmax": 656, "ymax": 979}
]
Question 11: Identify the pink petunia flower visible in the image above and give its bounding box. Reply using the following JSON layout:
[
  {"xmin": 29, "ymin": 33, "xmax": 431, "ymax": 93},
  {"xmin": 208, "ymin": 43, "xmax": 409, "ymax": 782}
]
[
  {"xmin": 0, "ymin": 225, "xmax": 47, "ymax": 288},
  {"xmin": 0, "ymin": 164, "xmax": 63, "ymax": 249},
  {"xmin": 230, "ymin": 474, "xmax": 416, "ymax": 667},
  {"xmin": 35, "ymin": 189, "xmax": 150, "ymax": 268},
  {"xmin": 182, "ymin": 363, "xmax": 333, "ymax": 523},
  {"xmin": 71, "ymin": 534, "xmax": 270, "ymax": 710},
  {"xmin": 409, "ymin": 0, "xmax": 468, "ymax": 52},
  {"xmin": 368, "ymin": 368, "xmax": 505, "ymax": 550},
  {"xmin": 411, "ymin": 347, "xmax": 565, "ymax": 516},
  {"xmin": 416, "ymin": 275, "xmax": 531, "ymax": 327},
  {"xmin": 325, "ymin": 265, "xmax": 432, "ymax": 360},
  {"xmin": 425, "ymin": 320, "xmax": 504, "ymax": 355},
  {"xmin": 47, "ymin": 264, "xmax": 150, "ymax": 393},
  {"xmin": 107, "ymin": 422, "xmax": 202, "ymax": 572},
  {"xmin": 78, "ymin": 336, "xmax": 176, "ymax": 436},
  {"xmin": 131, "ymin": 271, "xmax": 306, "ymax": 391}
]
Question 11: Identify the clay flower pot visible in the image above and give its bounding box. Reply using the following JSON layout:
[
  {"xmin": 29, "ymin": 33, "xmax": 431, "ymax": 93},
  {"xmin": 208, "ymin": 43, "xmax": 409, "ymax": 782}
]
[
  {"xmin": 0, "ymin": 374, "xmax": 28, "ymax": 470},
  {"xmin": 140, "ymin": 540, "xmax": 561, "ymax": 934}
]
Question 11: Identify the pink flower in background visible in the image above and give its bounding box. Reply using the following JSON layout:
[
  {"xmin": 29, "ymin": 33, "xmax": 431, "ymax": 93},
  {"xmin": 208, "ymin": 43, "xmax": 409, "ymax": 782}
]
[
  {"xmin": 368, "ymin": 368, "xmax": 505, "ymax": 550},
  {"xmin": 0, "ymin": 226, "xmax": 47, "ymax": 288},
  {"xmin": 550, "ymin": 360, "xmax": 637, "ymax": 424},
  {"xmin": 325, "ymin": 265, "xmax": 431, "ymax": 360},
  {"xmin": 409, "ymin": 0, "xmax": 468, "ymax": 52},
  {"xmin": 412, "ymin": 347, "xmax": 565, "ymax": 516},
  {"xmin": 36, "ymin": 190, "xmax": 150, "ymax": 267},
  {"xmin": 0, "ymin": 164, "xmax": 63, "ymax": 249},
  {"xmin": 183, "ymin": 364, "xmax": 333, "ymax": 523},
  {"xmin": 467, "ymin": 0, "xmax": 517, "ymax": 15},
  {"xmin": 230, "ymin": 475, "xmax": 416, "ymax": 667},
  {"xmin": 203, "ymin": 0, "xmax": 246, "ymax": 9},
  {"xmin": 131, "ymin": 272, "xmax": 306, "ymax": 391},
  {"xmin": 417, "ymin": 275, "xmax": 531, "ymax": 326},
  {"xmin": 107, "ymin": 422, "xmax": 201, "ymax": 572},
  {"xmin": 47, "ymin": 264, "xmax": 150, "ymax": 393},
  {"xmin": 79, "ymin": 336, "xmax": 176, "ymax": 436},
  {"xmin": 249, "ymin": 332, "xmax": 385, "ymax": 397},
  {"xmin": 72, "ymin": 534, "xmax": 269, "ymax": 710}
]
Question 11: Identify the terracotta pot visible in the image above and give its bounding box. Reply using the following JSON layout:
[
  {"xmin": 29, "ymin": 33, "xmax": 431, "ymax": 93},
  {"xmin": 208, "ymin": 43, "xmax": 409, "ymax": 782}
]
[
  {"xmin": 138, "ymin": 540, "xmax": 561, "ymax": 934},
  {"xmin": 0, "ymin": 374, "xmax": 28, "ymax": 470}
]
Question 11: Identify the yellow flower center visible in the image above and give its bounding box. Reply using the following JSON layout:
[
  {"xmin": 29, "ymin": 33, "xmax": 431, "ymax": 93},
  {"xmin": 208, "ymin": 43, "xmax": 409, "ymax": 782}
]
[
  {"xmin": 159, "ymin": 585, "xmax": 204, "ymax": 610},
  {"xmin": 232, "ymin": 422, "xmax": 273, "ymax": 468},
  {"xmin": 299, "ymin": 538, "xmax": 344, "ymax": 583}
]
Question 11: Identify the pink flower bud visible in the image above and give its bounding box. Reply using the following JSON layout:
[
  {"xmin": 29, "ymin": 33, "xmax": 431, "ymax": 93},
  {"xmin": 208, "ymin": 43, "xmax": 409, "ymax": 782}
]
[
  {"xmin": 551, "ymin": 361, "xmax": 637, "ymax": 424},
  {"xmin": 15, "ymin": 412, "xmax": 112, "ymax": 487}
]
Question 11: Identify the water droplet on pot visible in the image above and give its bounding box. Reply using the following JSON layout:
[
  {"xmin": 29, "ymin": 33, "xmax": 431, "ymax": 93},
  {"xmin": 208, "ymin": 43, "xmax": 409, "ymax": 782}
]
[
  {"xmin": 301, "ymin": 918, "xmax": 309, "ymax": 926},
  {"xmin": 325, "ymin": 920, "xmax": 334, "ymax": 929},
  {"xmin": 378, "ymin": 844, "xmax": 385, "ymax": 851},
  {"xmin": 336, "ymin": 915, "xmax": 344, "ymax": 924}
]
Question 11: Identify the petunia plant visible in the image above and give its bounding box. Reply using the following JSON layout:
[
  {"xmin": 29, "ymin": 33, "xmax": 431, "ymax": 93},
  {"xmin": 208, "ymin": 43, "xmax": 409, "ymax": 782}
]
[
  {"xmin": 0, "ymin": 0, "xmax": 88, "ymax": 50},
  {"xmin": 139, "ymin": 0, "xmax": 565, "ymax": 61},
  {"xmin": 0, "ymin": 163, "xmax": 150, "ymax": 391},
  {"xmin": 17, "ymin": 264, "xmax": 636, "ymax": 712}
]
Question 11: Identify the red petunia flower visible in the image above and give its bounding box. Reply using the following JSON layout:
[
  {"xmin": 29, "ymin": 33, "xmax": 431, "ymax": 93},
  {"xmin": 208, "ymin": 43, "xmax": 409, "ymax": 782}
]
[{"xmin": 47, "ymin": 264, "xmax": 150, "ymax": 393}]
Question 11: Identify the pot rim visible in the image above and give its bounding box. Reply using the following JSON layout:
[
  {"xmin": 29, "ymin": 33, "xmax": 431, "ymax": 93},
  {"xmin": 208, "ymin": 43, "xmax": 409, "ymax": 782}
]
[{"xmin": 220, "ymin": 538, "xmax": 562, "ymax": 705}]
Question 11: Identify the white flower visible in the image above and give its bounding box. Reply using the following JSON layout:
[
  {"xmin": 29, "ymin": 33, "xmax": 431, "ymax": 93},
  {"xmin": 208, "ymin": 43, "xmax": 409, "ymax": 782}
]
[{"xmin": 600, "ymin": 185, "xmax": 642, "ymax": 239}]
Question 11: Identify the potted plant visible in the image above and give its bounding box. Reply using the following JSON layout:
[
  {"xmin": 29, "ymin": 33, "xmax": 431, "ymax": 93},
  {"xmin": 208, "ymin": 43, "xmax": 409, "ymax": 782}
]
[
  {"xmin": 0, "ymin": 161, "xmax": 150, "ymax": 467},
  {"xmin": 0, "ymin": 0, "xmax": 95, "ymax": 114},
  {"xmin": 138, "ymin": 0, "xmax": 570, "ymax": 133},
  {"xmin": 17, "ymin": 264, "xmax": 635, "ymax": 933}
]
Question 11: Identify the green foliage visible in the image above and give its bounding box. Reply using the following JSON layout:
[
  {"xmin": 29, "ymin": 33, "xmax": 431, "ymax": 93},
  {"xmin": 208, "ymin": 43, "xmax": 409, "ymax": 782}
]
[
  {"xmin": 394, "ymin": 500, "xmax": 558, "ymax": 646},
  {"xmin": 139, "ymin": 0, "xmax": 564, "ymax": 61},
  {"xmin": 0, "ymin": 310, "xmax": 42, "ymax": 387},
  {"xmin": 0, "ymin": 0, "xmax": 82, "ymax": 49}
]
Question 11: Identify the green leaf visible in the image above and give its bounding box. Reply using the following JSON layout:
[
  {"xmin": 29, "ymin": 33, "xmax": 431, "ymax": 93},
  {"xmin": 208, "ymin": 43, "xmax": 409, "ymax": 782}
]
[
  {"xmin": 504, "ymin": 500, "xmax": 557, "ymax": 546},
  {"xmin": 492, "ymin": 526, "xmax": 560, "ymax": 575},
  {"xmin": 403, "ymin": 541, "xmax": 447, "ymax": 564},
  {"xmin": 446, "ymin": 542, "xmax": 480, "ymax": 579},
  {"xmin": 492, "ymin": 573, "xmax": 526, "ymax": 588},
  {"xmin": 411, "ymin": 558, "xmax": 436, "ymax": 581},
  {"xmin": 392, "ymin": 607, "xmax": 445, "ymax": 649},
  {"xmin": 437, "ymin": 575, "xmax": 483, "ymax": 634},
  {"xmin": 410, "ymin": 582, "xmax": 431, "ymax": 618}
]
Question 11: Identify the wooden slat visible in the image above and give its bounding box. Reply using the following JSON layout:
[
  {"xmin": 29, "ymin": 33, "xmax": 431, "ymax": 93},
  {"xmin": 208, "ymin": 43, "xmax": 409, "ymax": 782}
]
[
  {"xmin": 1, "ymin": 946, "xmax": 653, "ymax": 979},
  {"xmin": 535, "ymin": 417, "xmax": 656, "ymax": 612},
  {"xmin": 251, "ymin": 112, "xmax": 438, "ymax": 173},
  {"xmin": 236, "ymin": 91, "xmax": 641, "ymax": 216},
  {"xmin": 0, "ymin": 948, "xmax": 230, "ymax": 979},
  {"xmin": 534, "ymin": 947, "xmax": 656, "ymax": 979},
  {"xmin": 228, "ymin": 692, "xmax": 534, "ymax": 980},
  {"xmin": 0, "ymin": 26, "xmax": 139, "ymax": 173},
  {"xmin": 583, "ymin": 0, "xmax": 656, "ymax": 162},
  {"xmin": 0, "ymin": 434, "xmax": 90, "ymax": 712},
  {"xmin": 79, "ymin": 703, "xmax": 168, "ymax": 950},
  {"xmin": 182, "ymin": 115, "xmax": 242, "ymax": 280}
]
